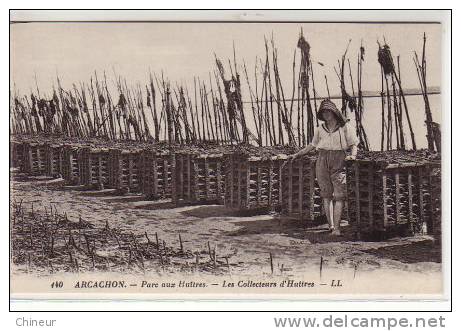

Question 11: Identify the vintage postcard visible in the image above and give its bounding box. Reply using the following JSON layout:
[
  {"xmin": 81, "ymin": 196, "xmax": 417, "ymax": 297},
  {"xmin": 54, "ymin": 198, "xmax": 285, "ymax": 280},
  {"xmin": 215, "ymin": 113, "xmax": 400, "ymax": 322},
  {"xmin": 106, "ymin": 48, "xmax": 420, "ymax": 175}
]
[{"xmin": 9, "ymin": 10, "xmax": 450, "ymax": 303}]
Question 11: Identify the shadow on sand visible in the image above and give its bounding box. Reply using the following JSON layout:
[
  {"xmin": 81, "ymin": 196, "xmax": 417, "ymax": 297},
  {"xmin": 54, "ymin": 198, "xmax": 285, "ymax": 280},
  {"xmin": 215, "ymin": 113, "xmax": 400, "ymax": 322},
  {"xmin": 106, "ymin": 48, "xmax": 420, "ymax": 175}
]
[
  {"xmin": 363, "ymin": 239, "xmax": 441, "ymax": 264},
  {"xmin": 180, "ymin": 205, "xmax": 265, "ymax": 218},
  {"xmin": 180, "ymin": 205, "xmax": 354, "ymax": 243},
  {"xmin": 227, "ymin": 216, "xmax": 356, "ymax": 243}
]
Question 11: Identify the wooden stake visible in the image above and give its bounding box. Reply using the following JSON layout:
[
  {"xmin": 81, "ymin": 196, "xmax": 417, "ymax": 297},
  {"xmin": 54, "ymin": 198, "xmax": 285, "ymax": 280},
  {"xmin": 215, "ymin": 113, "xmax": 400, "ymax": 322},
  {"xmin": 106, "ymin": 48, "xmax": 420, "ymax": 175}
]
[
  {"xmin": 320, "ymin": 256, "xmax": 324, "ymax": 278},
  {"xmin": 145, "ymin": 231, "xmax": 151, "ymax": 244},
  {"xmin": 207, "ymin": 241, "xmax": 213, "ymax": 261},
  {"xmin": 269, "ymin": 252, "xmax": 274, "ymax": 274},
  {"xmin": 179, "ymin": 233, "xmax": 184, "ymax": 253}
]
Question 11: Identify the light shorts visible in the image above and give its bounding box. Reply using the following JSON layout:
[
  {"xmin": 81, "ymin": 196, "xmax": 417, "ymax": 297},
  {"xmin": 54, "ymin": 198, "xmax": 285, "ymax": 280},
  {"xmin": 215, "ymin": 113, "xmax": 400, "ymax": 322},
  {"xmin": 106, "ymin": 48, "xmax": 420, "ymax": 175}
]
[{"xmin": 315, "ymin": 149, "xmax": 347, "ymax": 201}]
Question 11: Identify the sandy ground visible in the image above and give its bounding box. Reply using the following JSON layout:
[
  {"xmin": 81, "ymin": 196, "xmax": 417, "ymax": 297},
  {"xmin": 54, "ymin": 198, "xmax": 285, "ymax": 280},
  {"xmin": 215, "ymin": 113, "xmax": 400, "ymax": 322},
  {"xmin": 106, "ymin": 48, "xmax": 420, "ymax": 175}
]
[{"xmin": 10, "ymin": 171, "xmax": 442, "ymax": 282}]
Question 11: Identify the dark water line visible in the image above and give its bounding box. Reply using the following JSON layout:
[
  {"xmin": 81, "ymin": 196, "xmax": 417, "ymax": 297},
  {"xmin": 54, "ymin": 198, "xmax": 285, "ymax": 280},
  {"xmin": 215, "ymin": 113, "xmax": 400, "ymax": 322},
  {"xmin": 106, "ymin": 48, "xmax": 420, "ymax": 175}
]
[{"xmin": 241, "ymin": 91, "xmax": 441, "ymax": 104}]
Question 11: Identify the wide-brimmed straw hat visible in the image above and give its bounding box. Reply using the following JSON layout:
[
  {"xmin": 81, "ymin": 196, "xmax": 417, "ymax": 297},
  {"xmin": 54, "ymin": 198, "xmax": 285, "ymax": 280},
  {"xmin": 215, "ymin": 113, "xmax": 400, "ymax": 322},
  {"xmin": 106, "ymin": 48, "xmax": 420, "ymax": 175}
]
[{"xmin": 317, "ymin": 99, "xmax": 347, "ymax": 127}]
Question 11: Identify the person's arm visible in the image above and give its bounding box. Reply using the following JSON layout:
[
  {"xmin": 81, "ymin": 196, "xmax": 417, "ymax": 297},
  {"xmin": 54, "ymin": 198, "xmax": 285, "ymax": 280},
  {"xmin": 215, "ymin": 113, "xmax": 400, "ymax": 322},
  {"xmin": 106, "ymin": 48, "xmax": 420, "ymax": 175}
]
[
  {"xmin": 345, "ymin": 145, "xmax": 358, "ymax": 160},
  {"xmin": 292, "ymin": 144, "xmax": 315, "ymax": 159},
  {"xmin": 344, "ymin": 123, "xmax": 359, "ymax": 160},
  {"xmin": 286, "ymin": 128, "xmax": 318, "ymax": 161}
]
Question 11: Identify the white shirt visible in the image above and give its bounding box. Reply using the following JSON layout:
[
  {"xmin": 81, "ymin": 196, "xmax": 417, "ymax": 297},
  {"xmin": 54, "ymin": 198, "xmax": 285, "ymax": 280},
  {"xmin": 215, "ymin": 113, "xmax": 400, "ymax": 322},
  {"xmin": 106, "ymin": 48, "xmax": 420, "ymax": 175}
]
[{"xmin": 311, "ymin": 122, "xmax": 359, "ymax": 151}]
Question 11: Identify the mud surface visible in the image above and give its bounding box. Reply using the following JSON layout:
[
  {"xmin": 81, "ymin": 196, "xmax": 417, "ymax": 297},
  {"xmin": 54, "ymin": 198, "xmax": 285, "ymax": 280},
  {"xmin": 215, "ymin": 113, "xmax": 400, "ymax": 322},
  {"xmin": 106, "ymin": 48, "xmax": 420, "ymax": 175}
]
[{"xmin": 10, "ymin": 173, "xmax": 441, "ymax": 277}]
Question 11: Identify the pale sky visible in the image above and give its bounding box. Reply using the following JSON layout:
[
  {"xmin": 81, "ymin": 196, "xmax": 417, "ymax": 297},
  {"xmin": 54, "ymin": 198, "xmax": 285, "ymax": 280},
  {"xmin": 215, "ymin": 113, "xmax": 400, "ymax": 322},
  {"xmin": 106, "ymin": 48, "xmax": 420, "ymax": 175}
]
[
  {"xmin": 9, "ymin": 21, "xmax": 444, "ymax": 150},
  {"xmin": 10, "ymin": 22, "xmax": 441, "ymax": 98}
]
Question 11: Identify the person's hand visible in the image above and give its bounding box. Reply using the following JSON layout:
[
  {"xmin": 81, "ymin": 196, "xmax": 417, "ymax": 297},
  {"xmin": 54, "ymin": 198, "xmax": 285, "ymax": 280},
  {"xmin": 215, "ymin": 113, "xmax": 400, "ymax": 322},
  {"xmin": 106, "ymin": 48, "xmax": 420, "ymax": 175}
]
[
  {"xmin": 282, "ymin": 153, "xmax": 297, "ymax": 167},
  {"xmin": 345, "ymin": 154, "xmax": 356, "ymax": 161}
]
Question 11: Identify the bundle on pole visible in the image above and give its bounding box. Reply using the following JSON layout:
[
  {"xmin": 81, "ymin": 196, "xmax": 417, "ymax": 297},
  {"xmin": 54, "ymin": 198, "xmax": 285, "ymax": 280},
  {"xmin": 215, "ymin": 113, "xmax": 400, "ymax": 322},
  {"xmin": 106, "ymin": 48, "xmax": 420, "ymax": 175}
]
[
  {"xmin": 296, "ymin": 30, "xmax": 315, "ymax": 146},
  {"xmin": 377, "ymin": 40, "xmax": 416, "ymax": 150},
  {"xmin": 215, "ymin": 54, "xmax": 249, "ymax": 144},
  {"xmin": 334, "ymin": 41, "xmax": 369, "ymax": 150},
  {"xmin": 413, "ymin": 33, "xmax": 438, "ymax": 152},
  {"xmin": 355, "ymin": 43, "xmax": 370, "ymax": 150}
]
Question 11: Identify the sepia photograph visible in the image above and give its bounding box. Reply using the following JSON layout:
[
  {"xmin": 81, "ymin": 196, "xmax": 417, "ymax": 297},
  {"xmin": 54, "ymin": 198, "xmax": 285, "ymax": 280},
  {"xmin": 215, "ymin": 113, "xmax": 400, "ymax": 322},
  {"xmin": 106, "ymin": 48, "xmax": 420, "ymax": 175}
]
[{"xmin": 8, "ymin": 10, "xmax": 449, "ymax": 305}]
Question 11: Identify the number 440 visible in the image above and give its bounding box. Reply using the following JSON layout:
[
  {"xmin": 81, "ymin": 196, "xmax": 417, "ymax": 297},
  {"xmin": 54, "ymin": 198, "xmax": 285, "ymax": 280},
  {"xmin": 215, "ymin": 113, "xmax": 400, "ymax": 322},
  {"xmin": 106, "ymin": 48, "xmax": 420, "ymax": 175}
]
[{"xmin": 50, "ymin": 281, "xmax": 63, "ymax": 288}]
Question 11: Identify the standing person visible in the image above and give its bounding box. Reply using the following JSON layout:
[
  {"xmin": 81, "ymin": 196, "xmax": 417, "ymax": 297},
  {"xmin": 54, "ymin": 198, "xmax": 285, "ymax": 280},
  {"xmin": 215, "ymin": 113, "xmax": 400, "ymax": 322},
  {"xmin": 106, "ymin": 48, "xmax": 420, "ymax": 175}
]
[{"xmin": 287, "ymin": 99, "xmax": 359, "ymax": 235}]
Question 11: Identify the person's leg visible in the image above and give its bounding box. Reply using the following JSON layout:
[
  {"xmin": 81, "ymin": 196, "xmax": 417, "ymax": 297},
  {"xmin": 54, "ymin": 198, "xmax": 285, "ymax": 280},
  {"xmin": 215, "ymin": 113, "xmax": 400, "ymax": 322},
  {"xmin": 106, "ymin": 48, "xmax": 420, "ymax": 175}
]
[
  {"xmin": 330, "ymin": 151, "xmax": 347, "ymax": 235},
  {"xmin": 316, "ymin": 151, "xmax": 334, "ymax": 230},
  {"xmin": 331, "ymin": 200, "xmax": 344, "ymax": 235},
  {"xmin": 323, "ymin": 198, "xmax": 333, "ymax": 229}
]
